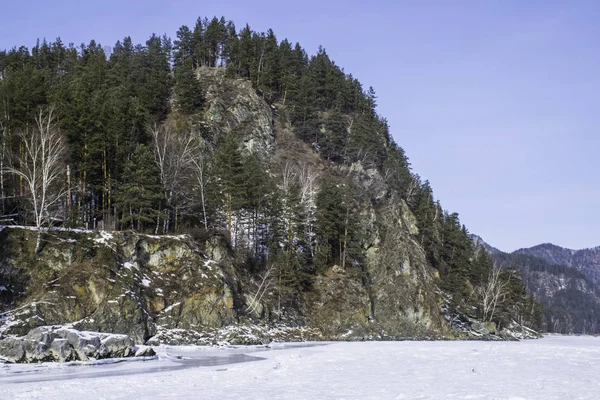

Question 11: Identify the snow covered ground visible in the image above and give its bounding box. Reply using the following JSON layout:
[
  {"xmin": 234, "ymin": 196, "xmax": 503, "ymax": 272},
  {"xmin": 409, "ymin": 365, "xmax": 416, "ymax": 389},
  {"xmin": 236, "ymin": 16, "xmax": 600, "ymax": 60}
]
[{"xmin": 2, "ymin": 335, "xmax": 600, "ymax": 399}]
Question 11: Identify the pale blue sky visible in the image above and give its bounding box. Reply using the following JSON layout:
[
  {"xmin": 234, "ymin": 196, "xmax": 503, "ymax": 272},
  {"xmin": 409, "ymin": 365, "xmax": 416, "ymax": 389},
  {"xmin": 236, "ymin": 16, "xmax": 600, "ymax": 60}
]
[{"xmin": 2, "ymin": 1, "xmax": 599, "ymax": 251}]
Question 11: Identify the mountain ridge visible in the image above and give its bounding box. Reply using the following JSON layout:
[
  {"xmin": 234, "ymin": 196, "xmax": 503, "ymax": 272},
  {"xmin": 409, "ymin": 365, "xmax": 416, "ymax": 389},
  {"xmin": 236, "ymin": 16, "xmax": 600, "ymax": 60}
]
[
  {"xmin": 472, "ymin": 233, "xmax": 600, "ymax": 333},
  {"xmin": 514, "ymin": 242, "xmax": 600, "ymax": 288}
]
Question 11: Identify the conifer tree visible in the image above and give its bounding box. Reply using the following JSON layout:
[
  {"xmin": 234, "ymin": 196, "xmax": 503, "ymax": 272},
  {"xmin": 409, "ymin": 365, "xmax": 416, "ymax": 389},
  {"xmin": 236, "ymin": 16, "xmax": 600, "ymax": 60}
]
[
  {"xmin": 174, "ymin": 25, "xmax": 194, "ymax": 68},
  {"xmin": 174, "ymin": 63, "xmax": 203, "ymax": 114},
  {"xmin": 114, "ymin": 144, "xmax": 164, "ymax": 231},
  {"xmin": 242, "ymin": 151, "xmax": 270, "ymax": 255},
  {"xmin": 212, "ymin": 134, "xmax": 245, "ymax": 232}
]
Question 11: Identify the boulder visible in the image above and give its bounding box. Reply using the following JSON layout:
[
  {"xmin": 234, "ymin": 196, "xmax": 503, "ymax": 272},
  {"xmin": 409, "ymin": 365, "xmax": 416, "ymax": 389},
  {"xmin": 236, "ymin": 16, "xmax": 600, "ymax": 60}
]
[
  {"xmin": 0, "ymin": 337, "xmax": 25, "ymax": 362},
  {"xmin": 470, "ymin": 321, "xmax": 490, "ymax": 335},
  {"xmin": 99, "ymin": 334, "xmax": 135, "ymax": 358},
  {"xmin": 0, "ymin": 325, "xmax": 142, "ymax": 363},
  {"xmin": 134, "ymin": 345, "xmax": 156, "ymax": 357},
  {"xmin": 49, "ymin": 338, "xmax": 76, "ymax": 362}
]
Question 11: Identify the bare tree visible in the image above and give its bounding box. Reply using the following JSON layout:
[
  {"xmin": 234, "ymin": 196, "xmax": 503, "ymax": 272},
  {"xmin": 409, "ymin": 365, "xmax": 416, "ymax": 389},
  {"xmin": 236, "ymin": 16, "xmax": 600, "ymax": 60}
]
[
  {"xmin": 150, "ymin": 123, "xmax": 199, "ymax": 233},
  {"xmin": 189, "ymin": 138, "xmax": 212, "ymax": 230},
  {"xmin": 0, "ymin": 120, "xmax": 7, "ymax": 214},
  {"xmin": 245, "ymin": 265, "xmax": 276, "ymax": 315},
  {"xmin": 281, "ymin": 162, "xmax": 297, "ymax": 195},
  {"xmin": 477, "ymin": 263, "xmax": 509, "ymax": 322},
  {"xmin": 298, "ymin": 164, "xmax": 319, "ymax": 257},
  {"xmin": 6, "ymin": 108, "xmax": 66, "ymax": 254},
  {"xmin": 150, "ymin": 122, "xmax": 214, "ymax": 232},
  {"xmin": 404, "ymin": 176, "xmax": 421, "ymax": 207}
]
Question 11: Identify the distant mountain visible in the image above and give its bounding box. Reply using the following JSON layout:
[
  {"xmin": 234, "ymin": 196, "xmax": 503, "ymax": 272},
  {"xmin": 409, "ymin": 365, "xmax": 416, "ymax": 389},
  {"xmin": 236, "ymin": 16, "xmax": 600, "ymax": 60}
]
[
  {"xmin": 515, "ymin": 244, "xmax": 600, "ymax": 289},
  {"xmin": 469, "ymin": 234, "xmax": 503, "ymax": 255},
  {"xmin": 472, "ymin": 235, "xmax": 600, "ymax": 334}
]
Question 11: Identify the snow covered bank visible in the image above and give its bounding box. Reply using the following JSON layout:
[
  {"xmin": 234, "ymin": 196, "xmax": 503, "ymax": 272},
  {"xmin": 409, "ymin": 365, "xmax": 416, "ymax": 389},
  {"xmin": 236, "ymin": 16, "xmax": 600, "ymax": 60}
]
[{"xmin": 3, "ymin": 336, "xmax": 600, "ymax": 399}]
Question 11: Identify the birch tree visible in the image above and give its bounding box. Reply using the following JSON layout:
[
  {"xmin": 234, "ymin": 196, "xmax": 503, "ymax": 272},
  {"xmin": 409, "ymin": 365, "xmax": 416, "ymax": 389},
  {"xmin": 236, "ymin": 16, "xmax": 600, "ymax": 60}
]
[
  {"xmin": 150, "ymin": 123, "xmax": 213, "ymax": 232},
  {"xmin": 298, "ymin": 164, "xmax": 319, "ymax": 257},
  {"xmin": 189, "ymin": 135, "xmax": 212, "ymax": 230},
  {"xmin": 6, "ymin": 108, "xmax": 66, "ymax": 254},
  {"xmin": 477, "ymin": 263, "xmax": 509, "ymax": 322},
  {"xmin": 150, "ymin": 123, "xmax": 197, "ymax": 233},
  {"xmin": 0, "ymin": 120, "xmax": 7, "ymax": 214}
]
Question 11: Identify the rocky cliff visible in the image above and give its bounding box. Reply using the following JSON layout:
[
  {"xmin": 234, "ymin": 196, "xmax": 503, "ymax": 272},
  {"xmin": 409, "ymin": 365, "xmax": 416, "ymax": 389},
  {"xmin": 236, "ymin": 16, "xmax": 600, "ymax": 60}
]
[
  {"xmin": 0, "ymin": 203, "xmax": 450, "ymax": 346},
  {"xmin": 0, "ymin": 68, "xmax": 536, "ymax": 353}
]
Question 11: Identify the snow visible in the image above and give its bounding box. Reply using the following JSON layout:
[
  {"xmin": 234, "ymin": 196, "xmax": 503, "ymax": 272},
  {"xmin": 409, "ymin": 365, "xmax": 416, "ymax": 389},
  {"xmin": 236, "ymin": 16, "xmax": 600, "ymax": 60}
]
[
  {"xmin": 203, "ymin": 260, "xmax": 217, "ymax": 270},
  {"xmin": 139, "ymin": 233, "xmax": 190, "ymax": 240},
  {"xmin": 0, "ymin": 225, "xmax": 92, "ymax": 234},
  {"xmin": 161, "ymin": 302, "xmax": 182, "ymax": 313},
  {"xmin": 94, "ymin": 230, "xmax": 114, "ymax": 245},
  {"xmin": 2, "ymin": 336, "xmax": 600, "ymax": 399},
  {"xmin": 123, "ymin": 262, "xmax": 135, "ymax": 270}
]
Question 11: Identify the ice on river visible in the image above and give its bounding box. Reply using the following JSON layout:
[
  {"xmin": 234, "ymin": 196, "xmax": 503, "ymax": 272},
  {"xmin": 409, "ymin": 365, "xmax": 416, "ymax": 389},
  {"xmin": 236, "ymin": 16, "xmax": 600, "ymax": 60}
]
[{"xmin": 2, "ymin": 335, "xmax": 600, "ymax": 399}]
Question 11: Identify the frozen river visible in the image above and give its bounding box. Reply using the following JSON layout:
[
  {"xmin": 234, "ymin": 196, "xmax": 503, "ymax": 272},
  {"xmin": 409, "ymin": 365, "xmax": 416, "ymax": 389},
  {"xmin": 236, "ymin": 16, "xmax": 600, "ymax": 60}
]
[{"xmin": 3, "ymin": 336, "xmax": 600, "ymax": 399}]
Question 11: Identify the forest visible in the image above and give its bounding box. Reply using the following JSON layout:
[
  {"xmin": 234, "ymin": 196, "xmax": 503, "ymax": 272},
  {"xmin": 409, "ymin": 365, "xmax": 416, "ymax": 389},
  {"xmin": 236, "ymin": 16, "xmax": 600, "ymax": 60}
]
[
  {"xmin": 0, "ymin": 16, "xmax": 542, "ymax": 332},
  {"xmin": 492, "ymin": 252, "xmax": 600, "ymax": 334}
]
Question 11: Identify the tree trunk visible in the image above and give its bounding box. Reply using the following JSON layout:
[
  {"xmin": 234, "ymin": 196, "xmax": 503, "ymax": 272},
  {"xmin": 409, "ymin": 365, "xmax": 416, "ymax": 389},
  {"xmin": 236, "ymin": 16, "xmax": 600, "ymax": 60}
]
[{"xmin": 35, "ymin": 230, "xmax": 42, "ymax": 255}]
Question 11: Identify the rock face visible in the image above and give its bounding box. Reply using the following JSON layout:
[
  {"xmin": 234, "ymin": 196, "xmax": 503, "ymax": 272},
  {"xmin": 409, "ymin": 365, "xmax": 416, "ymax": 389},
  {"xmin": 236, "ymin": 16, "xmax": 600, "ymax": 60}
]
[
  {"xmin": 304, "ymin": 191, "xmax": 447, "ymax": 340},
  {"xmin": 0, "ymin": 325, "xmax": 139, "ymax": 363},
  {"xmin": 0, "ymin": 228, "xmax": 238, "ymax": 345},
  {"xmin": 470, "ymin": 235, "xmax": 503, "ymax": 255},
  {"xmin": 199, "ymin": 67, "xmax": 274, "ymax": 157},
  {"xmin": 0, "ymin": 211, "xmax": 449, "ymax": 347}
]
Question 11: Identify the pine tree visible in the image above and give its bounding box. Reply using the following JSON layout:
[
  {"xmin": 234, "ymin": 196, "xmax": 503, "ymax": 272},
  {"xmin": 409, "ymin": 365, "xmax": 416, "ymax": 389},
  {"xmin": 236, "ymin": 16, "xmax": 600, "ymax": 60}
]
[
  {"xmin": 114, "ymin": 144, "xmax": 164, "ymax": 231},
  {"xmin": 174, "ymin": 25, "xmax": 194, "ymax": 68},
  {"xmin": 315, "ymin": 179, "xmax": 362, "ymax": 270},
  {"xmin": 439, "ymin": 213, "xmax": 474, "ymax": 300},
  {"xmin": 212, "ymin": 134, "xmax": 245, "ymax": 232},
  {"xmin": 174, "ymin": 62, "xmax": 203, "ymax": 114},
  {"xmin": 241, "ymin": 151, "xmax": 270, "ymax": 256}
]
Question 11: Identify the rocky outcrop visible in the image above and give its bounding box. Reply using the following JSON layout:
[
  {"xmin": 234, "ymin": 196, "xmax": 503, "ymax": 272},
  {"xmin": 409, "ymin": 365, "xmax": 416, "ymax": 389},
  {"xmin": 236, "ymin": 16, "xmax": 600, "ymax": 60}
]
[
  {"xmin": 0, "ymin": 325, "xmax": 149, "ymax": 363},
  {"xmin": 198, "ymin": 67, "xmax": 274, "ymax": 157},
  {"xmin": 0, "ymin": 228, "xmax": 238, "ymax": 345},
  {"xmin": 470, "ymin": 234, "xmax": 503, "ymax": 255},
  {"xmin": 0, "ymin": 217, "xmax": 451, "ymax": 350},
  {"xmin": 310, "ymin": 162, "xmax": 448, "ymax": 339}
]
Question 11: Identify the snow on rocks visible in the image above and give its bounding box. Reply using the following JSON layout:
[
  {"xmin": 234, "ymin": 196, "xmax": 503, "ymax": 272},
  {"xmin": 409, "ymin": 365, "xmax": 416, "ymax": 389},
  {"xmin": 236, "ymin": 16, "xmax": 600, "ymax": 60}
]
[
  {"xmin": 133, "ymin": 345, "xmax": 156, "ymax": 357},
  {"xmin": 93, "ymin": 230, "xmax": 114, "ymax": 247},
  {"xmin": 0, "ymin": 325, "xmax": 155, "ymax": 363},
  {"xmin": 147, "ymin": 324, "xmax": 323, "ymax": 347},
  {"xmin": 123, "ymin": 262, "xmax": 135, "ymax": 270}
]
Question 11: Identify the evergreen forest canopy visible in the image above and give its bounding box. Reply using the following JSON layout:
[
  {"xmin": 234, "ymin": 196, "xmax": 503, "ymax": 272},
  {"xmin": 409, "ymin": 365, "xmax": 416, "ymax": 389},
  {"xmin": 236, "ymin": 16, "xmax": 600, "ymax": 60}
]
[{"xmin": 0, "ymin": 16, "xmax": 542, "ymax": 331}]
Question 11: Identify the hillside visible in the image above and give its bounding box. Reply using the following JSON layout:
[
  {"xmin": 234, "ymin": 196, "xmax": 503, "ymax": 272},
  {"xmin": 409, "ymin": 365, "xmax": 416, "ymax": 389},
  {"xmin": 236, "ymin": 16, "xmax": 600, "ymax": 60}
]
[
  {"xmin": 515, "ymin": 244, "xmax": 600, "ymax": 289},
  {"xmin": 474, "ymin": 236, "xmax": 600, "ymax": 334},
  {"xmin": 0, "ymin": 16, "xmax": 541, "ymax": 354}
]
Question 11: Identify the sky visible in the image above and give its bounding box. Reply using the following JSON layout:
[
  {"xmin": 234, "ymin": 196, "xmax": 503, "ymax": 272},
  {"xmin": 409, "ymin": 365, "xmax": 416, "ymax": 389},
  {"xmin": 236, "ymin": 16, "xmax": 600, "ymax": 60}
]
[{"xmin": 1, "ymin": 0, "xmax": 599, "ymax": 252}]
